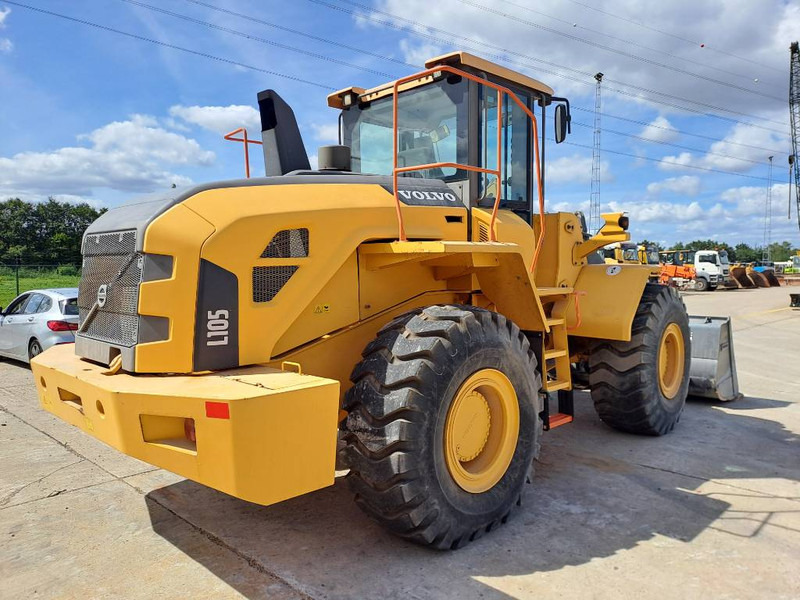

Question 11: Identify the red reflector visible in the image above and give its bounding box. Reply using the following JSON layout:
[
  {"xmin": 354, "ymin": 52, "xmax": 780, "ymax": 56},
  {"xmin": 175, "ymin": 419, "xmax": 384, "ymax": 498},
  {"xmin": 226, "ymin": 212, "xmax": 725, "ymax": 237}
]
[
  {"xmin": 205, "ymin": 402, "xmax": 230, "ymax": 419},
  {"xmin": 47, "ymin": 320, "xmax": 79, "ymax": 331}
]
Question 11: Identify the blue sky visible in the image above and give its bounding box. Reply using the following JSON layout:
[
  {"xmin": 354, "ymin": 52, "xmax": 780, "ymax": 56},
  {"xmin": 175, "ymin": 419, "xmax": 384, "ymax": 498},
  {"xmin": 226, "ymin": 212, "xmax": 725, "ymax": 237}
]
[{"xmin": 0, "ymin": 0, "xmax": 798, "ymax": 247}]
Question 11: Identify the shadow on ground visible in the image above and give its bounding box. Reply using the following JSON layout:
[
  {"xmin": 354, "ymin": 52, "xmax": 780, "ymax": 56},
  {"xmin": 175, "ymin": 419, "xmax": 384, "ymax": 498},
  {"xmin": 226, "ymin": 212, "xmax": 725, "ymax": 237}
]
[{"xmin": 145, "ymin": 392, "xmax": 799, "ymax": 599}]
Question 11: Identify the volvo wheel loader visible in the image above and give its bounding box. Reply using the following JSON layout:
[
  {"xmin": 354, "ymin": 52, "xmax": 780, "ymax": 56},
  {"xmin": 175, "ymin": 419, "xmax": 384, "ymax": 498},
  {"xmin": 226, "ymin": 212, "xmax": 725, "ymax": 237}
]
[{"xmin": 32, "ymin": 52, "xmax": 730, "ymax": 549}]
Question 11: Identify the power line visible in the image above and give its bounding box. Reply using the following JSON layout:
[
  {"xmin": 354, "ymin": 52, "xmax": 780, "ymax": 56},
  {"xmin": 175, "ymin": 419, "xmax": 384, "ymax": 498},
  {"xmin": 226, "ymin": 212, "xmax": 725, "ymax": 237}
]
[
  {"xmin": 179, "ymin": 0, "xmax": 416, "ymax": 70},
  {"xmin": 178, "ymin": 0, "xmax": 788, "ymax": 158},
  {"xmin": 570, "ymin": 106, "xmax": 786, "ymax": 154},
  {"xmin": 181, "ymin": 0, "xmax": 787, "ymax": 155},
  {"xmin": 571, "ymin": 121, "xmax": 773, "ymax": 167},
  {"xmin": 117, "ymin": 0, "xmax": 394, "ymax": 78},
  {"xmin": 314, "ymin": 0, "xmax": 788, "ymax": 132},
  {"xmin": 564, "ymin": 141, "xmax": 775, "ymax": 182},
  {"xmin": 456, "ymin": 0, "xmax": 785, "ymax": 103},
  {"xmin": 560, "ymin": 0, "xmax": 784, "ymax": 74},
  {"xmin": 495, "ymin": 0, "xmax": 782, "ymax": 90},
  {"xmin": 5, "ymin": 1, "xmax": 336, "ymax": 90}
]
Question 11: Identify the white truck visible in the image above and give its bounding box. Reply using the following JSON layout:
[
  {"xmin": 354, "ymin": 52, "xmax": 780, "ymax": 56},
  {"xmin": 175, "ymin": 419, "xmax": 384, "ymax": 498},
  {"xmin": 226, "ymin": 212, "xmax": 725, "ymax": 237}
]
[{"xmin": 666, "ymin": 249, "xmax": 731, "ymax": 291}]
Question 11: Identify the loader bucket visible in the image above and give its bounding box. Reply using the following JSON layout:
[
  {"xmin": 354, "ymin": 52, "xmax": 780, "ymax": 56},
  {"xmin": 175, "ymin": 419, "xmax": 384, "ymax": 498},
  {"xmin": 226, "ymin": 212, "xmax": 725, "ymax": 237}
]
[
  {"xmin": 763, "ymin": 270, "xmax": 781, "ymax": 287},
  {"xmin": 730, "ymin": 266, "xmax": 755, "ymax": 288},
  {"xmin": 688, "ymin": 316, "xmax": 741, "ymax": 402},
  {"xmin": 747, "ymin": 268, "xmax": 770, "ymax": 287}
]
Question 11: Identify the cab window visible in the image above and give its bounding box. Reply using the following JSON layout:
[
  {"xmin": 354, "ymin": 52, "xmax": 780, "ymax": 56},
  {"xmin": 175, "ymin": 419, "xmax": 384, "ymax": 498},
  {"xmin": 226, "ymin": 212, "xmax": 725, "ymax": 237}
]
[{"xmin": 479, "ymin": 87, "xmax": 531, "ymax": 212}]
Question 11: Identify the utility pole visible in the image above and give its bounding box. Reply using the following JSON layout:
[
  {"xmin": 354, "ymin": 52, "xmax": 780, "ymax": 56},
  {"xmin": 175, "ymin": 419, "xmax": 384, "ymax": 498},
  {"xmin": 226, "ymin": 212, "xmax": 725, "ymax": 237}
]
[
  {"xmin": 763, "ymin": 156, "xmax": 774, "ymax": 261},
  {"xmin": 589, "ymin": 72, "xmax": 604, "ymax": 233}
]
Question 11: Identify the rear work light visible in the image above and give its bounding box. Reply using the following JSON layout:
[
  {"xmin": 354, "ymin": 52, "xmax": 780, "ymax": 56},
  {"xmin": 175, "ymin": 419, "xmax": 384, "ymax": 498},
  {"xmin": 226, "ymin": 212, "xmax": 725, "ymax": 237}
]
[{"xmin": 47, "ymin": 320, "xmax": 79, "ymax": 332}]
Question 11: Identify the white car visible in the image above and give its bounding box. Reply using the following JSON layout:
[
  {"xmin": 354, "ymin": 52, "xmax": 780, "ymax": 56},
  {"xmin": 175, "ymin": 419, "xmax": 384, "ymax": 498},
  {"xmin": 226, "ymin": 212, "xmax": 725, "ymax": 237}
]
[{"xmin": 0, "ymin": 288, "xmax": 79, "ymax": 363}]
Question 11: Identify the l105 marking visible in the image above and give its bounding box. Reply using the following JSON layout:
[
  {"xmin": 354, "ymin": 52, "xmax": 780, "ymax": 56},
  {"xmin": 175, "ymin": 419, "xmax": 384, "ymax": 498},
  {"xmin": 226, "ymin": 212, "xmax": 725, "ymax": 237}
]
[{"xmin": 206, "ymin": 309, "xmax": 229, "ymax": 346}]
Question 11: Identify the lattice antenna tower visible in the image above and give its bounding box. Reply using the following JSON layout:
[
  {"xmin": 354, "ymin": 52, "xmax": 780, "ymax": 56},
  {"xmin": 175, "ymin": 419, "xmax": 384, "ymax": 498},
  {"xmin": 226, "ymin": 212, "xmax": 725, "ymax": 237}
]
[
  {"xmin": 589, "ymin": 72, "xmax": 604, "ymax": 233},
  {"xmin": 789, "ymin": 42, "xmax": 800, "ymax": 230},
  {"xmin": 763, "ymin": 156, "xmax": 774, "ymax": 261}
]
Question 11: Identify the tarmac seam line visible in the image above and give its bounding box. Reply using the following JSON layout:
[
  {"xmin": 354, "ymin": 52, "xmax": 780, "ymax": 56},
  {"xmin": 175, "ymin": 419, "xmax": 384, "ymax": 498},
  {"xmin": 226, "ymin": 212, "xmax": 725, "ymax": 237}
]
[
  {"xmin": 0, "ymin": 405, "xmax": 313, "ymax": 599},
  {"xmin": 138, "ymin": 490, "xmax": 314, "ymax": 600}
]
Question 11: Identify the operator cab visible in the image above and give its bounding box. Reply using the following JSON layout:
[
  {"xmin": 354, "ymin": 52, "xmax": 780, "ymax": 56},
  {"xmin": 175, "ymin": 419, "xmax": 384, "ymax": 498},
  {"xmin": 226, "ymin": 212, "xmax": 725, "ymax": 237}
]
[{"xmin": 329, "ymin": 52, "xmax": 571, "ymax": 223}]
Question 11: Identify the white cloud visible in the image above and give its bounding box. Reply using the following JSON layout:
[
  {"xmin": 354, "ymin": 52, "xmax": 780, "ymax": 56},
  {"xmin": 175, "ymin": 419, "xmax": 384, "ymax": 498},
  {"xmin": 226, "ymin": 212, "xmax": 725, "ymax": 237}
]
[
  {"xmin": 399, "ymin": 39, "xmax": 443, "ymax": 66},
  {"xmin": 311, "ymin": 123, "xmax": 340, "ymax": 143},
  {"xmin": 608, "ymin": 199, "xmax": 705, "ymax": 223},
  {"xmin": 546, "ymin": 154, "xmax": 612, "ymax": 184},
  {"xmin": 659, "ymin": 121, "xmax": 790, "ymax": 174},
  {"xmin": 169, "ymin": 104, "xmax": 261, "ymax": 137},
  {"xmin": 638, "ymin": 116, "xmax": 678, "ymax": 143},
  {"xmin": 0, "ymin": 6, "xmax": 11, "ymax": 52},
  {"xmin": 0, "ymin": 115, "xmax": 214, "ymax": 198},
  {"xmin": 646, "ymin": 175, "xmax": 701, "ymax": 197},
  {"xmin": 373, "ymin": 0, "xmax": 793, "ymax": 118}
]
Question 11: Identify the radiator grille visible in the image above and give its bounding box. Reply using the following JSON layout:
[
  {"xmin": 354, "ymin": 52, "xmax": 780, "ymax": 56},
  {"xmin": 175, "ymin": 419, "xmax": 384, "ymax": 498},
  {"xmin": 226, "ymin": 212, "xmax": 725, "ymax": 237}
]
[
  {"xmin": 261, "ymin": 228, "xmax": 309, "ymax": 258},
  {"xmin": 78, "ymin": 230, "xmax": 142, "ymax": 346},
  {"xmin": 478, "ymin": 223, "xmax": 490, "ymax": 242},
  {"xmin": 253, "ymin": 266, "xmax": 298, "ymax": 302}
]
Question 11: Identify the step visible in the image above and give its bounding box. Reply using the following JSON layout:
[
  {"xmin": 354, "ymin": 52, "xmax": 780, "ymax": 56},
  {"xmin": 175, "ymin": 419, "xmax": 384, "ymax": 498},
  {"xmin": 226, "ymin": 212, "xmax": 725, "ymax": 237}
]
[
  {"xmin": 548, "ymin": 412, "xmax": 574, "ymax": 429},
  {"xmin": 543, "ymin": 349, "xmax": 567, "ymax": 360},
  {"xmin": 543, "ymin": 380, "xmax": 570, "ymax": 392}
]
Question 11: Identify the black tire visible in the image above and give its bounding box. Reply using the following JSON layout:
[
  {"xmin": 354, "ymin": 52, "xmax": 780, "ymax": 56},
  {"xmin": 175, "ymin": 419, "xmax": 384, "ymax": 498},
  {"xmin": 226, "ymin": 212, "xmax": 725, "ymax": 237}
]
[
  {"xmin": 694, "ymin": 277, "xmax": 709, "ymax": 292},
  {"xmin": 28, "ymin": 339, "xmax": 43, "ymax": 361},
  {"xmin": 340, "ymin": 305, "xmax": 542, "ymax": 550},
  {"xmin": 588, "ymin": 284, "xmax": 690, "ymax": 435}
]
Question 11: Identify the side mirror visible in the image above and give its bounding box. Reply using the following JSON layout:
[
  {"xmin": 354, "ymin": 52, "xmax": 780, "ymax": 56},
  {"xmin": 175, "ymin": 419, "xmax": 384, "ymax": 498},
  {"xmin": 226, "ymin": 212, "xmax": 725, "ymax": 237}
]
[{"xmin": 554, "ymin": 103, "xmax": 570, "ymax": 144}]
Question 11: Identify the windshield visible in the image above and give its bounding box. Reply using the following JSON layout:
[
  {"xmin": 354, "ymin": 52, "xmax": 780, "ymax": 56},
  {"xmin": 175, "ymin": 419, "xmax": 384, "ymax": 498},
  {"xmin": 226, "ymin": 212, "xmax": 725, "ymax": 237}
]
[
  {"xmin": 719, "ymin": 250, "xmax": 730, "ymax": 265},
  {"xmin": 342, "ymin": 78, "xmax": 469, "ymax": 179},
  {"xmin": 646, "ymin": 249, "xmax": 660, "ymax": 265},
  {"xmin": 623, "ymin": 248, "xmax": 638, "ymax": 262},
  {"xmin": 698, "ymin": 253, "xmax": 719, "ymax": 265}
]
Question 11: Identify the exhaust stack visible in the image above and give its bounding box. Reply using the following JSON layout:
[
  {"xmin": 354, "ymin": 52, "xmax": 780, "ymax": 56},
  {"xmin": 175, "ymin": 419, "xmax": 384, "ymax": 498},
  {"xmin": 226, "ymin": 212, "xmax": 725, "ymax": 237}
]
[{"xmin": 257, "ymin": 89, "xmax": 310, "ymax": 176}]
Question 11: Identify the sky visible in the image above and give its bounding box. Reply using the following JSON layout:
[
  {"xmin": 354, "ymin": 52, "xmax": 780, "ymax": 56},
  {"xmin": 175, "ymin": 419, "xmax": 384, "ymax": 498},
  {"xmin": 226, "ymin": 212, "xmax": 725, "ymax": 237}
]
[{"xmin": 0, "ymin": 0, "xmax": 798, "ymax": 248}]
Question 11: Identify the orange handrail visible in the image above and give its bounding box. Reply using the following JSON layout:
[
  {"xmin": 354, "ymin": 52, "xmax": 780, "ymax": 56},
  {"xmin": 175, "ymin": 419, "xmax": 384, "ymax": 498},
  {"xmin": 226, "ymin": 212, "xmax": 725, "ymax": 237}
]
[
  {"xmin": 391, "ymin": 65, "xmax": 546, "ymax": 273},
  {"xmin": 224, "ymin": 127, "xmax": 262, "ymax": 179}
]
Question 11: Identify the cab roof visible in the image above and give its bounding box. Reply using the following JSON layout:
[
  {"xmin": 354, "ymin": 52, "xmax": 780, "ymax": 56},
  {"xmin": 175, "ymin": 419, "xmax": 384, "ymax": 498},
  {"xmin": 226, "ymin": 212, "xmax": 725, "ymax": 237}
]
[{"xmin": 327, "ymin": 51, "xmax": 554, "ymax": 109}]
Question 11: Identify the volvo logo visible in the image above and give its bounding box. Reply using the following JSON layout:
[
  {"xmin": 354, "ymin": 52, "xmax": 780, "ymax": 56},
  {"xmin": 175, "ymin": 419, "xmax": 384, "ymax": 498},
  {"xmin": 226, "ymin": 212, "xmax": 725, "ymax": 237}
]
[{"xmin": 97, "ymin": 284, "xmax": 108, "ymax": 308}]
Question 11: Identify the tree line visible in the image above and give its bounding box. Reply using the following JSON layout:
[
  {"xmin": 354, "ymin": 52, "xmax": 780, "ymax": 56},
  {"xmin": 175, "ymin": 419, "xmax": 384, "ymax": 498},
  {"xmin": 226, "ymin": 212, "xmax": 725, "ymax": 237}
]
[
  {"xmin": 0, "ymin": 198, "xmax": 106, "ymax": 266},
  {"xmin": 638, "ymin": 238, "xmax": 798, "ymax": 263}
]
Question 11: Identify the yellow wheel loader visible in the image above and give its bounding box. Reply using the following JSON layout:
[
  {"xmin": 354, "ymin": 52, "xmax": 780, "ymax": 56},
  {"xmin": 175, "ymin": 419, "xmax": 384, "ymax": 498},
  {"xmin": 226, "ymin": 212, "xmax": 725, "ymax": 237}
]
[{"xmin": 31, "ymin": 52, "xmax": 735, "ymax": 549}]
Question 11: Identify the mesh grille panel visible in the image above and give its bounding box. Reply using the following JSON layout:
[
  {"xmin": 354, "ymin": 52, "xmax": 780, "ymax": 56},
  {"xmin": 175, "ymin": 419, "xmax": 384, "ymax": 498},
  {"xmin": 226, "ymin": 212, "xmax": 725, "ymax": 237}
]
[
  {"xmin": 78, "ymin": 230, "xmax": 142, "ymax": 347},
  {"xmin": 83, "ymin": 230, "xmax": 137, "ymax": 256},
  {"xmin": 261, "ymin": 228, "xmax": 309, "ymax": 258},
  {"xmin": 253, "ymin": 266, "xmax": 298, "ymax": 302}
]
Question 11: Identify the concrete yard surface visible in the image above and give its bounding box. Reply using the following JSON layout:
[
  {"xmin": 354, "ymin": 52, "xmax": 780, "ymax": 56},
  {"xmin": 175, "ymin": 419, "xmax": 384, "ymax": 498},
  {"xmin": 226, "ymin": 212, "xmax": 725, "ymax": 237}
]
[{"xmin": 1, "ymin": 286, "xmax": 798, "ymax": 599}]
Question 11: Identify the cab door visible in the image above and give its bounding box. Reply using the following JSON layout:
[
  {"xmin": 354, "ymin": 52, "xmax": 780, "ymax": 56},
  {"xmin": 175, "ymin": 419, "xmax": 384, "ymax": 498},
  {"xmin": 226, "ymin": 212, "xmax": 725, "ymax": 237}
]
[{"xmin": 0, "ymin": 293, "xmax": 31, "ymax": 358}]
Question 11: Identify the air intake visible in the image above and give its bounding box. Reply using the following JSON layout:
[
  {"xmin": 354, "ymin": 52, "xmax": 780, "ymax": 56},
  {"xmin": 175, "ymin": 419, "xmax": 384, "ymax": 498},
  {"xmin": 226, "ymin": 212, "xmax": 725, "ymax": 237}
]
[
  {"xmin": 253, "ymin": 266, "xmax": 298, "ymax": 302},
  {"xmin": 261, "ymin": 229, "xmax": 309, "ymax": 258}
]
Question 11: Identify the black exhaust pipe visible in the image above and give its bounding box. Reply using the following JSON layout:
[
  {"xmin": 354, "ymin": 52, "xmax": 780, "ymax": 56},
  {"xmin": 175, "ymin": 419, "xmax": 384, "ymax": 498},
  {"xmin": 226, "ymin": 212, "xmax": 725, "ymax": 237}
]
[{"xmin": 257, "ymin": 89, "xmax": 310, "ymax": 176}]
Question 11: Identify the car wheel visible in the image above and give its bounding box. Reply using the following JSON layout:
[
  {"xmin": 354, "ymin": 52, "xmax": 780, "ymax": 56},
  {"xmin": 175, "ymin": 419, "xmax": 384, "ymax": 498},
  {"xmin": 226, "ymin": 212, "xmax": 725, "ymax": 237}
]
[{"xmin": 28, "ymin": 339, "xmax": 43, "ymax": 361}]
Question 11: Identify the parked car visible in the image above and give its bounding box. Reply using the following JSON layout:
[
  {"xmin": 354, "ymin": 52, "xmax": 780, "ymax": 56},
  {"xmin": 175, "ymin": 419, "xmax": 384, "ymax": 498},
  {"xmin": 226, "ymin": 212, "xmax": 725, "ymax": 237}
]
[{"xmin": 0, "ymin": 288, "xmax": 79, "ymax": 363}]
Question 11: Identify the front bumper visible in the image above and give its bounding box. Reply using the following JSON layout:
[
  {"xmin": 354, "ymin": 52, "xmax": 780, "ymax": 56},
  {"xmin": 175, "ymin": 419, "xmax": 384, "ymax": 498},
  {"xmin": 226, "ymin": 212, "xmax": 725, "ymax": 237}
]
[{"xmin": 31, "ymin": 344, "xmax": 340, "ymax": 506}]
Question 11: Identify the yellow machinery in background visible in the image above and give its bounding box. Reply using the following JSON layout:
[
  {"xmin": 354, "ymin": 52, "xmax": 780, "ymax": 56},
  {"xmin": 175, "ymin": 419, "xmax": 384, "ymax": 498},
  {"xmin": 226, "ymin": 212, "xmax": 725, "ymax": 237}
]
[{"xmin": 32, "ymin": 52, "xmax": 699, "ymax": 550}]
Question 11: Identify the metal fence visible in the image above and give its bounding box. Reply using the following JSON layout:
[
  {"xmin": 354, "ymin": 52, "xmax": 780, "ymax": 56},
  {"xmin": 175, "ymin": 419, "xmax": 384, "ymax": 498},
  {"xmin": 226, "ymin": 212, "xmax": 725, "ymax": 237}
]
[{"xmin": 0, "ymin": 262, "xmax": 82, "ymax": 297}]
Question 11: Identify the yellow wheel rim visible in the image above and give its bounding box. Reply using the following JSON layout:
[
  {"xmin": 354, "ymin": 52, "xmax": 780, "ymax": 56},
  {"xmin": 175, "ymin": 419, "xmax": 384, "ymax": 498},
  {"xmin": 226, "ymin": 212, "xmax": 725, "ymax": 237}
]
[
  {"xmin": 658, "ymin": 323, "xmax": 685, "ymax": 399},
  {"xmin": 444, "ymin": 369, "xmax": 519, "ymax": 493}
]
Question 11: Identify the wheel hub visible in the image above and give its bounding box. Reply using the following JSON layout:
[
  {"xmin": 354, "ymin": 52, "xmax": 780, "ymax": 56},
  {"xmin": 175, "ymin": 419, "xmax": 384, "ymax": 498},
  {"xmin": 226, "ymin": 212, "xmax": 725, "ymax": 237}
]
[
  {"xmin": 444, "ymin": 369, "xmax": 520, "ymax": 494},
  {"xmin": 658, "ymin": 322, "xmax": 685, "ymax": 399},
  {"xmin": 449, "ymin": 391, "xmax": 491, "ymax": 462}
]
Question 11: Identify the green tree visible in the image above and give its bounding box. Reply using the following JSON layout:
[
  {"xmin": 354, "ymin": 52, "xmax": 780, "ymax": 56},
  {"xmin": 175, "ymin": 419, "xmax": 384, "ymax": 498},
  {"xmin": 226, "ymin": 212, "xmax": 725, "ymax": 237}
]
[
  {"xmin": 0, "ymin": 197, "xmax": 105, "ymax": 265},
  {"xmin": 638, "ymin": 239, "xmax": 663, "ymax": 251}
]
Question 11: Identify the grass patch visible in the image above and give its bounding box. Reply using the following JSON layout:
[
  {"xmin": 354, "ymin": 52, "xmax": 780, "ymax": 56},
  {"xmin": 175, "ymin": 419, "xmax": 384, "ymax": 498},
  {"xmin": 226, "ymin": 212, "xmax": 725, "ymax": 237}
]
[{"xmin": 0, "ymin": 269, "xmax": 80, "ymax": 308}]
